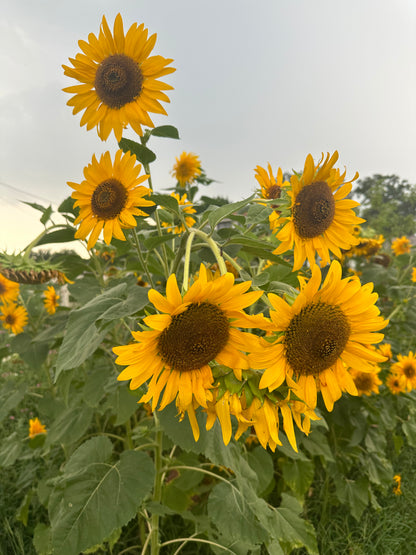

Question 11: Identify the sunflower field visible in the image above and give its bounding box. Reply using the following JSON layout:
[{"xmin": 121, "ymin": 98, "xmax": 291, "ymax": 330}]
[{"xmin": 1, "ymin": 13, "xmax": 416, "ymax": 555}]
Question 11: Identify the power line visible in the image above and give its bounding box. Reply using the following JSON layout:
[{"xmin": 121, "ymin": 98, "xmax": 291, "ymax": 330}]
[{"xmin": 0, "ymin": 180, "xmax": 61, "ymax": 207}]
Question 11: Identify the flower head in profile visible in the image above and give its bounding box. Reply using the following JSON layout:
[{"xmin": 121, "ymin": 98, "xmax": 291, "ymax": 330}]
[
  {"xmin": 345, "ymin": 235, "xmax": 385, "ymax": 259},
  {"xmin": 250, "ymin": 261, "xmax": 388, "ymax": 411},
  {"xmin": 273, "ymin": 152, "xmax": 364, "ymax": 271},
  {"xmin": 43, "ymin": 286, "xmax": 60, "ymax": 315},
  {"xmin": 0, "ymin": 274, "xmax": 20, "ymax": 304},
  {"xmin": 160, "ymin": 192, "xmax": 196, "ymax": 234},
  {"xmin": 114, "ymin": 264, "xmax": 264, "ymax": 440},
  {"xmin": 377, "ymin": 343, "xmax": 393, "ymax": 361},
  {"xmin": 69, "ymin": 150, "xmax": 154, "ymax": 249},
  {"xmin": 0, "ymin": 303, "xmax": 28, "ymax": 334},
  {"xmin": 393, "ymin": 474, "xmax": 402, "ymax": 495},
  {"xmin": 62, "ymin": 14, "xmax": 175, "ymax": 141},
  {"xmin": 391, "ymin": 236, "xmax": 411, "ymax": 256},
  {"xmin": 255, "ymin": 163, "xmax": 289, "ymax": 230},
  {"xmin": 349, "ymin": 365, "xmax": 382, "ymax": 396},
  {"xmin": 29, "ymin": 417, "xmax": 47, "ymax": 439},
  {"xmin": 172, "ymin": 152, "xmax": 201, "ymax": 186},
  {"xmin": 385, "ymin": 373, "xmax": 405, "ymax": 395},
  {"xmin": 391, "ymin": 351, "xmax": 416, "ymax": 392}
]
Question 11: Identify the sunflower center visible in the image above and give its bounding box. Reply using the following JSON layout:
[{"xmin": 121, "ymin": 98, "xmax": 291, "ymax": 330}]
[
  {"xmin": 0, "ymin": 283, "xmax": 5, "ymax": 295},
  {"xmin": 95, "ymin": 54, "xmax": 143, "ymax": 109},
  {"xmin": 354, "ymin": 372, "xmax": 374, "ymax": 392},
  {"xmin": 266, "ymin": 185, "xmax": 281, "ymax": 200},
  {"xmin": 284, "ymin": 301, "xmax": 350, "ymax": 376},
  {"xmin": 403, "ymin": 363, "xmax": 416, "ymax": 378},
  {"xmin": 91, "ymin": 178, "xmax": 128, "ymax": 220},
  {"xmin": 5, "ymin": 314, "xmax": 16, "ymax": 325},
  {"xmin": 293, "ymin": 181, "xmax": 335, "ymax": 238},
  {"xmin": 157, "ymin": 302, "xmax": 230, "ymax": 372}
]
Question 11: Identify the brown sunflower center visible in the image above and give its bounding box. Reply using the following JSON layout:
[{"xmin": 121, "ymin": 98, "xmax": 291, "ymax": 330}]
[
  {"xmin": 95, "ymin": 54, "xmax": 143, "ymax": 109},
  {"xmin": 0, "ymin": 283, "xmax": 5, "ymax": 295},
  {"xmin": 403, "ymin": 363, "xmax": 416, "ymax": 379},
  {"xmin": 353, "ymin": 372, "xmax": 374, "ymax": 392},
  {"xmin": 284, "ymin": 301, "xmax": 350, "ymax": 376},
  {"xmin": 157, "ymin": 302, "xmax": 230, "ymax": 372},
  {"xmin": 293, "ymin": 181, "xmax": 335, "ymax": 238},
  {"xmin": 91, "ymin": 179, "xmax": 128, "ymax": 220},
  {"xmin": 5, "ymin": 314, "xmax": 16, "ymax": 325},
  {"xmin": 266, "ymin": 185, "xmax": 281, "ymax": 200}
]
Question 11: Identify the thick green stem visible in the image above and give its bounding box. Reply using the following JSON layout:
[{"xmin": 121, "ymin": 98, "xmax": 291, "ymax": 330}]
[
  {"xmin": 191, "ymin": 228, "xmax": 227, "ymax": 275},
  {"xmin": 182, "ymin": 232, "xmax": 195, "ymax": 294},
  {"xmin": 130, "ymin": 229, "xmax": 155, "ymax": 288},
  {"xmin": 150, "ymin": 413, "xmax": 164, "ymax": 555}
]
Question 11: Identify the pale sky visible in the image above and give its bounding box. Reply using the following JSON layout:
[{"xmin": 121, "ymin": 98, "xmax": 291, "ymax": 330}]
[{"xmin": 1, "ymin": 0, "xmax": 415, "ymax": 253}]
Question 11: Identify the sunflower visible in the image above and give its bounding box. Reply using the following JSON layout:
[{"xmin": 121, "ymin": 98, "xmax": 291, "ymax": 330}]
[
  {"xmin": 43, "ymin": 286, "xmax": 59, "ymax": 315},
  {"xmin": 392, "ymin": 351, "xmax": 416, "ymax": 392},
  {"xmin": 345, "ymin": 235, "xmax": 385, "ymax": 259},
  {"xmin": 411, "ymin": 267, "xmax": 416, "ymax": 283},
  {"xmin": 349, "ymin": 366, "xmax": 382, "ymax": 396},
  {"xmin": 391, "ymin": 236, "xmax": 411, "ymax": 255},
  {"xmin": 254, "ymin": 163, "xmax": 289, "ymax": 230},
  {"xmin": 69, "ymin": 149, "xmax": 154, "ymax": 249},
  {"xmin": 385, "ymin": 373, "xmax": 405, "ymax": 395},
  {"xmin": 29, "ymin": 417, "xmax": 47, "ymax": 439},
  {"xmin": 378, "ymin": 343, "xmax": 393, "ymax": 361},
  {"xmin": 160, "ymin": 192, "xmax": 196, "ymax": 234},
  {"xmin": 114, "ymin": 264, "xmax": 264, "ymax": 439},
  {"xmin": 62, "ymin": 14, "xmax": 175, "ymax": 141},
  {"xmin": 0, "ymin": 303, "xmax": 28, "ymax": 334},
  {"xmin": 393, "ymin": 474, "xmax": 402, "ymax": 495},
  {"xmin": 273, "ymin": 151, "xmax": 364, "ymax": 271},
  {"xmin": 0, "ymin": 273, "xmax": 20, "ymax": 303},
  {"xmin": 172, "ymin": 152, "xmax": 201, "ymax": 186},
  {"xmin": 250, "ymin": 260, "xmax": 388, "ymax": 411}
]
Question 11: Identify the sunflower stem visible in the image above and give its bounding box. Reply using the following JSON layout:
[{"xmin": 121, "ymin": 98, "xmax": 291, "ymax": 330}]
[
  {"xmin": 191, "ymin": 228, "xmax": 227, "ymax": 275},
  {"xmin": 182, "ymin": 232, "xmax": 196, "ymax": 294},
  {"xmin": 130, "ymin": 229, "xmax": 155, "ymax": 288},
  {"xmin": 150, "ymin": 413, "xmax": 164, "ymax": 555}
]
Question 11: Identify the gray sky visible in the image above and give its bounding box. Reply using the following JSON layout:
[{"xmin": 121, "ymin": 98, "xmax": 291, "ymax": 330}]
[{"xmin": 1, "ymin": 0, "xmax": 415, "ymax": 252}]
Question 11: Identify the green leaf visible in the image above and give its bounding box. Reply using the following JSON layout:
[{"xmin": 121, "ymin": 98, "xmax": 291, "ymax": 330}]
[
  {"xmin": 63, "ymin": 437, "xmax": 113, "ymax": 477},
  {"xmin": 281, "ymin": 458, "xmax": 315, "ymax": 499},
  {"xmin": 46, "ymin": 406, "xmax": 93, "ymax": 446},
  {"xmin": 150, "ymin": 193, "xmax": 180, "ymax": 214},
  {"xmin": 11, "ymin": 333, "xmax": 49, "ymax": 371},
  {"xmin": 99, "ymin": 283, "xmax": 149, "ymax": 320},
  {"xmin": 0, "ymin": 381, "xmax": 26, "ymax": 422},
  {"xmin": 35, "ymin": 228, "xmax": 76, "ymax": 246},
  {"xmin": 40, "ymin": 205, "xmax": 53, "ymax": 225},
  {"xmin": 150, "ymin": 125, "xmax": 180, "ymax": 139},
  {"xmin": 16, "ymin": 489, "xmax": 33, "ymax": 526},
  {"xmin": 0, "ymin": 432, "xmax": 23, "ymax": 467},
  {"xmin": 335, "ymin": 476, "xmax": 370, "ymax": 521},
  {"xmin": 143, "ymin": 234, "xmax": 175, "ymax": 249},
  {"xmin": 104, "ymin": 384, "xmax": 141, "ymax": 426},
  {"xmin": 50, "ymin": 449, "xmax": 154, "ymax": 555},
  {"xmin": 247, "ymin": 447, "xmax": 274, "ymax": 496},
  {"xmin": 22, "ymin": 201, "xmax": 49, "ymax": 215},
  {"xmin": 33, "ymin": 523, "xmax": 52, "ymax": 555},
  {"xmin": 58, "ymin": 196, "xmax": 77, "ymax": 216},
  {"xmin": 402, "ymin": 417, "xmax": 416, "ymax": 448},
  {"xmin": 118, "ymin": 138, "xmax": 156, "ymax": 164},
  {"xmin": 208, "ymin": 195, "xmax": 255, "ymax": 230},
  {"xmin": 300, "ymin": 430, "xmax": 334, "ymax": 462}
]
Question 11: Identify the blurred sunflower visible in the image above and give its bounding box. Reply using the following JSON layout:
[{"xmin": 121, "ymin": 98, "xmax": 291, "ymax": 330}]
[
  {"xmin": 391, "ymin": 236, "xmax": 411, "ymax": 255},
  {"xmin": 114, "ymin": 264, "xmax": 264, "ymax": 440},
  {"xmin": 254, "ymin": 163, "xmax": 289, "ymax": 230},
  {"xmin": 171, "ymin": 152, "xmax": 201, "ymax": 186},
  {"xmin": 0, "ymin": 274, "xmax": 20, "ymax": 303},
  {"xmin": 378, "ymin": 343, "xmax": 393, "ymax": 361},
  {"xmin": 412, "ymin": 267, "xmax": 416, "ymax": 282},
  {"xmin": 273, "ymin": 151, "xmax": 364, "ymax": 271},
  {"xmin": 349, "ymin": 366, "xmax": 382, "ymax": 396},
  {"xmin": 250, "ymin": 261, "xmax": 388, "ymax": 411},
  {"xmin": 385, "ymin": 373, "xmax": 405, "ymax": 395},
  {"xmin": 0, "ymin": 303, "xmax": 28, "ymax": 334},
  {"xmin": 43, "ymin": 286, "xmax": 59, "ymax": 315},
  {"xmin": 69, "ymin": 150, "xmax": 154, "ymax": 249},
  {"xmin": 392, "ymin": 351, "xmax": 416, "ymax": 392},
  {"xmin": 29, "ymin": 417, "xmax": 47, "ymax": 439},
  {"xmin": 62, "ymin": 14, "xmax": 175, "ymax": 141},
  {"xmin": 160, "ymin": 192, "xmax": 196, "ymax": 234}
]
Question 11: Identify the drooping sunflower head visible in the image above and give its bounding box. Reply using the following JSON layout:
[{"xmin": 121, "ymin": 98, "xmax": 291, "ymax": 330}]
[
  {"xmin": 391, "ymin": 236, "xmax": 411, "ymax": 256},
  {"xmin": 62, "ymin": 14, "xmax": 175, "ymax": 141},
  {"xmin": 251, "ymin": 260, "xmax": 388, "ymax": 411},
  {"xmin": 43, "ymin": 286, "xmax": 60, "ymax": 315},
  {"xmin": 114, "ymin": 264, "xmax": 264, "ymax": 430},
  {"xmin": 29, "ymin": 417, "xmax": 47, "ymax": 439},
  {"xmin": 0, "ymin": 273, "xmax": 20, "ymax": 303},
  {"xmin": 349, "ymin": 366, "xmax": 382, "ymax": 396},
  {"xmin": 68, "ymin": 149, "xmax": 154, "ymax": 249},
  {"xmin": 273, "ymin": 151, "xmax": 364, "ymax": 271},
  {"xmin": 171, "ymin": 152, "xmax": 201, "ymax": 186},
  {"xmin": 0, "ymin": 303, "xmax": 28, "ymax": 335},
  {"xmin": 160, "ymin": 192, "xmax": 196, "ymax": 234},
  {"xmin": 392, "ymin": 351, "xmax": 416, "ymax": 392}
]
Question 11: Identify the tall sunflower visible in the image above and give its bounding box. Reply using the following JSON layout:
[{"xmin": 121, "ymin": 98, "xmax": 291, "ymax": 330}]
[
  {"xmin": 0, "ymin": 303, "xmax": 28, "ymax": 334},
  {"xmin": 392, "ymin": 351, "xmax": 416, "ymax": 392},
  {"xmin": 0, "ymin": 274, "xmax": 20, "ymax": 304},
  {"xmin": 273, "ymin": 152, "xmax": 364, "ymax": 271},
  {"xmin": 160, "ymin": 192, "xmax": 196, "ymax": 234},
  {"xmin": 114, "ymin": 264, "xmax": 264, "ymax": 440},
  {"xmin": 62, "ymin": 14, "xmax": 175, "ymax": 141},
  {"xmin": 69, "ymin": 149, "xmax": 154, "ymax": 249},
  {"xmin": 254, "ymin": 163, "xmax": 289, "ymax": 230},
  {"xmin": 172, "ymin": 152, "xmax": 201, "ymax": 186},
  {"xmin": 250, "ymin": 261, "xmax": 388, "ymax": 411},
  {"xmin": 391, "ymin": 236, "xmax": 411, "ymax": 255},
  {"xmin": 43, "ymin": 286, "xmax": 59, "ymax": 315}
]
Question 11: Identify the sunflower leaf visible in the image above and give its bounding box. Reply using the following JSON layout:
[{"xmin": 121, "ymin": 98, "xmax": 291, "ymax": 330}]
[
  {"xmin": 118, "ymin": 138, "xmax": 156, "ymax": 164},
  {"xmin": 150, "ymin": 125, "xmax": 180, "ymax": 139},
  {"xmin": 208, "ymin": 195, "xmax": 255, "ymax": 230},
  {"xmin": 35, "ymin": 227, "xmax": 77, "ymax": 246}
]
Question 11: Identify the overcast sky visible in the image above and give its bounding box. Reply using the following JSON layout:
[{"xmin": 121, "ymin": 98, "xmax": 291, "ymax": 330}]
[{"xmin": 1, "ymin": 0, "xmax": 415, "ymax": 253}]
